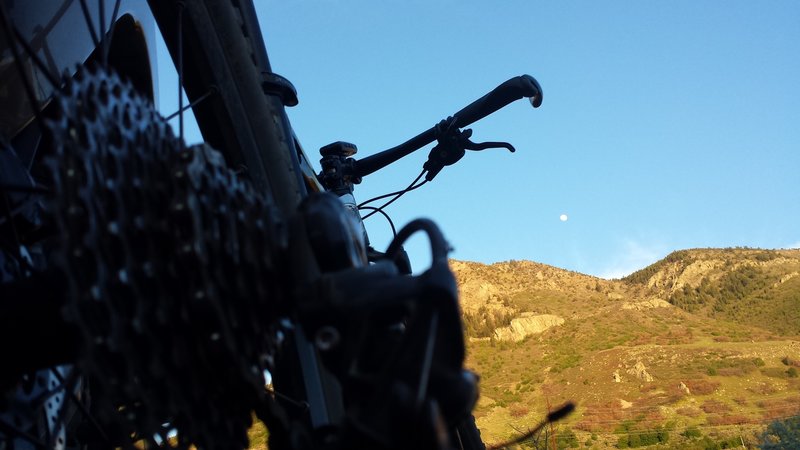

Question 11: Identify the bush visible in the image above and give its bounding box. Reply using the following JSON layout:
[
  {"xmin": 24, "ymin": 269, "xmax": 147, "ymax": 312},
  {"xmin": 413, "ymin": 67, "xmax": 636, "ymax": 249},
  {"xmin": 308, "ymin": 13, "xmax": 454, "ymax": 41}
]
[
  {"xmin": 657, "ymin": 429, "xmax": 670, "ymax": 444},
  {"xmin": 781, "ymin": 356, "xmax": 800, "ymax": 367},
  {"xmin": 510, "ymin": 404, "xmax": 529, "ymax": 418},
  {"xmin": 788, "ymin": 367, "xmax": 798, "ymax": 378},
  {"xmin": 613, "ymin": 424, "xmax": 669, "ymax": 448},
  {"xmin": 749, "ymin": 381, "xmax": 778, "ymax": 395},
  {"xmin": 686, "ymin": 378, "xmax": 721, "ymax": 395},
  {"xmin": 707, "ymin": 414, "xmax": 751, "ymax": 426},
  {"xmin": 555, "ymin": 428, "xmax": 579, "ymax": 449},
  {"xmin": 701, "ymin": 399, "xmax": 731, "ymax": 414},
  {"xmin": 677, "ymin": 407, "xmax": 702, "ymax": 417},
  {"xmin": 682, "ymin": 426, "xmax": 702, "ymax": 438},
  {"xmin": 756, "ymin": 396, "xmax": 800, "ymax": 420},
  {"xmin": 760, "ymin": 416, "xmax": 800, "ymax": 449},
  {"xmin": 463, "ymin": 307, "xmax": 516, "ymax": 338},
  {"xmin": 614, "ymin": 430, "xmax": 669, "ymax": 448}
]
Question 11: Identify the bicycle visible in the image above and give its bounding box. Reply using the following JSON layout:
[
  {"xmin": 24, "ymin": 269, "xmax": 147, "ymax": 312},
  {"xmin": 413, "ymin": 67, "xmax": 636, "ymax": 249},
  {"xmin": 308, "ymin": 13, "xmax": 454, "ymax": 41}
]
[{"xmin": 0, "ymin": 1, "xmax": 551, "ymax": 449}]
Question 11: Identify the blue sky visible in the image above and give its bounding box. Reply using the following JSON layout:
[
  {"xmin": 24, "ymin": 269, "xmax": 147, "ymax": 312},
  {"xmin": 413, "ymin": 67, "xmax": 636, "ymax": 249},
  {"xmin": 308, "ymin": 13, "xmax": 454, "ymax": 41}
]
[{"xmin": 160, "ymin": 1, "xmax": 799, "ymax": 278}]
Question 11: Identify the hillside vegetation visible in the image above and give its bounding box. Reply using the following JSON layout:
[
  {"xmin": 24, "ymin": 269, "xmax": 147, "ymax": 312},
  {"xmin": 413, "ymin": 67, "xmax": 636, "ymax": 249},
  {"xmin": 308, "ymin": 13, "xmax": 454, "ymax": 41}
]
[
  {"xmin": 454, "ymin": 248, "xmax": 800, "ymax": 449},
  {"xmin": 623, "ymin": 248, "xmax": 800, "ymax": 335}
]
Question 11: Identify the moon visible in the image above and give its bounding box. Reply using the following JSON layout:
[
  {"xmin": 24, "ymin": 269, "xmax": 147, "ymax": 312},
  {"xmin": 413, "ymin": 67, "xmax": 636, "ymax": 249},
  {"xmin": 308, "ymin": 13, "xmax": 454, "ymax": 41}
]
[{"xmin": 559, "ymin": 214, "xmax": 568, "ymax": 222}]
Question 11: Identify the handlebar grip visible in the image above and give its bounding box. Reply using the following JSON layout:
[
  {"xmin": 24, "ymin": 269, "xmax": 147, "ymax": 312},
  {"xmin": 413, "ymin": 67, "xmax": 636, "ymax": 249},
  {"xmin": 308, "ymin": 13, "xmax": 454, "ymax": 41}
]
[{"xmin": 452, "ymin": 75, "xmax": 543, "ymax": 128}]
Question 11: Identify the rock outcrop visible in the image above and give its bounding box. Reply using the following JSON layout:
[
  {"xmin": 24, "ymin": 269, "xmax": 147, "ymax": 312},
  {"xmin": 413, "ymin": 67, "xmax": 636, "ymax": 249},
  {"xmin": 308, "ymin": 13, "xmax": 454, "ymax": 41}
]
[
  {"xmin": 622, "ymin": 298, "xmax": 672, "ymax": 310},
  {"xmin": 627, "ymin": 361, "xmax": 654, "ymax": 382},
  {"xmin": 492, "ymin": 313, "xmax": 565, "ymax": 342}
]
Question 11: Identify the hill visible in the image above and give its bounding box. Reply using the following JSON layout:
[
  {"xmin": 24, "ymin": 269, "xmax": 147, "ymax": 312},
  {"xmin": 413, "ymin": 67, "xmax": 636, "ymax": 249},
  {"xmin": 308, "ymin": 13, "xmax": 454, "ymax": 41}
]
[
  {"xmin": 622, "ymin": 248, "xmax": 800, "ymax": 335},
  {"xmin": 455, "ymin": 248, "xmax": 800, "ymax": 449}
]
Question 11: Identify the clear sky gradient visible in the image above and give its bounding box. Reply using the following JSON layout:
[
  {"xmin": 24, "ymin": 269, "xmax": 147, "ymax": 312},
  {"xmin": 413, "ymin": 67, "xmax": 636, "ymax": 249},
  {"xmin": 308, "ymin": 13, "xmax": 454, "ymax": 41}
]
[{"xmin": 161, "ymin": 1, "xmax": 799, "ymax": 278}]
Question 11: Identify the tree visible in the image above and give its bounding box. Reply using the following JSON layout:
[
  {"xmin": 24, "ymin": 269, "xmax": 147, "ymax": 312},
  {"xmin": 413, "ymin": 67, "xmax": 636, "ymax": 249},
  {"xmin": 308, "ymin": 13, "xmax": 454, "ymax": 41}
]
[{"xmin": 760, "ymin": 416, "xmax": 800, "ymax": 449}]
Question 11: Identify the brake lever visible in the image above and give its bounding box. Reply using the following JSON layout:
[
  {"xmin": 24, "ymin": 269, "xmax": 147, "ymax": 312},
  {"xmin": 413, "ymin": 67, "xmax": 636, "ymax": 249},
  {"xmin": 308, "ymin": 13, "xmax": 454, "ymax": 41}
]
[
  {"xmin": 463, "ymin": 139, "xmax": 515, "ymax": 153},
  {"xmin": 423, "ymin": 119, "xmax": 517, "ymax": 181}
]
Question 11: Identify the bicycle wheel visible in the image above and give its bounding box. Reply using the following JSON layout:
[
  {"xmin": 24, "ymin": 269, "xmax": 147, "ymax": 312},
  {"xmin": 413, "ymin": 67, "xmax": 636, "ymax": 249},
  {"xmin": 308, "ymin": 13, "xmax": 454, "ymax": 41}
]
[{"xmin": 1, "ymin": 1, "xmax": 295, "ymax": 448}]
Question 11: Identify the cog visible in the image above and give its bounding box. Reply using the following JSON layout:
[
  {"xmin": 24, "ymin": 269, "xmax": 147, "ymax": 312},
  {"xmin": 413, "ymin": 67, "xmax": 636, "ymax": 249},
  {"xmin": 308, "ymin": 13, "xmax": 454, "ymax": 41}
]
[{"xmin": 45, "ymin": 65, "xmax": 286, "ymax": 448}]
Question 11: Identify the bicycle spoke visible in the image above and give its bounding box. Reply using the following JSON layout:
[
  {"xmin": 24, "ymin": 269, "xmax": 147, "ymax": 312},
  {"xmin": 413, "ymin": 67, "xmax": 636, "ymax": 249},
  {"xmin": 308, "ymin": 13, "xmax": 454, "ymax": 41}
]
[
  {"xmin": 0, "ymin": 6, "xmax": 53, "ymax": 135},
  {"xmin": 0, "ymin": 183, "xmax": 51, "ymax": 195},
  {"xmin": 1, "ymin": 193, "xmax": 25, "ymax": 264},
  {"xmin": 176, "ymin": 0, "xmax": 186, "ymax": 147},
  {"xmin": 165, "ymin": 86, "xmax": 217, "ymax": 121},
  {"xmin": 9, "ymin": 25, "xmax": 61, "ymax": 89},
  {"xmin": 77, "ymin": 0, "xmax": 100, "ymax": 48},
  {"xmin": 0, "ymin": 419, "xmax": 47, "ymax": 450},
  {"xmin": 50, "ymin": 369, "xmax": 112, "ymax": 445},
  {"xmin": 98, "ymin": 0, "xmax": 105, "ymax": 65},
  {"xmin": 177, "ymin": 2, "xmax": 185, "ymax": 147}
]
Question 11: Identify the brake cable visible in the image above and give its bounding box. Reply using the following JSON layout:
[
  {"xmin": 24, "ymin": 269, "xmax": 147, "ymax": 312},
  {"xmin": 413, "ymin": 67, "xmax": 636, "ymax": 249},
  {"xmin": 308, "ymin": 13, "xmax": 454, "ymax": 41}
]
[
  {"xmin": 357, "ymin": 206, "xmax": 397, "ymax": 236},
  {"xmin": 358, "ymin": 169, "xmax": 427, "ymax": 221}
]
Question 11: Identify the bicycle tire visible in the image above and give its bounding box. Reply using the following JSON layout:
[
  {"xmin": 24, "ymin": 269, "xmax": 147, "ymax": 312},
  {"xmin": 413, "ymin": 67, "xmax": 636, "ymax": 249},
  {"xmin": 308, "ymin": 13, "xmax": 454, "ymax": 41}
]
[{"xmin": 148, "ymin": 0, "xmax": 304, "ymax": 214}]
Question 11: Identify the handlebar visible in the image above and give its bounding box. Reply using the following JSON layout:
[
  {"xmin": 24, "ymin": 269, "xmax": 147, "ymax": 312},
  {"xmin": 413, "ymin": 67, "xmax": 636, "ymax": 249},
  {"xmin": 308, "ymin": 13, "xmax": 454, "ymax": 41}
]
[
  {"xmin": 352, "ymin": 75, "xmax": 542, "ymax": 179},
  {"xmin": 452, "ymin": 74, "xmax": 543, "ymax": 128}
]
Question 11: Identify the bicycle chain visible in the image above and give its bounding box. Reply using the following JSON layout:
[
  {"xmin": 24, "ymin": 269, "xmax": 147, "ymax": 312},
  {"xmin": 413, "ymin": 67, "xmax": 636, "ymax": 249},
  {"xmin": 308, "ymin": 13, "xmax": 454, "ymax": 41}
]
[{"xmin": 45, "ymin": 65, "xmax": 286, "ymax": 448}]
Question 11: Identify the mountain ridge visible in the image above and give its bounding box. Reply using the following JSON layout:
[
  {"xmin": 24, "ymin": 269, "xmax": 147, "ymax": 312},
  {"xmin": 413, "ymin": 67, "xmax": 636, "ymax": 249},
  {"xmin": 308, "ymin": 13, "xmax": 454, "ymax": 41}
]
[
  {"xmin": 454, "ymin": 247, "xmax": 800, "ymax": 448},
  {"xmin": 453, "ymin": 247, "xmax": 800, "ymax": 337}
]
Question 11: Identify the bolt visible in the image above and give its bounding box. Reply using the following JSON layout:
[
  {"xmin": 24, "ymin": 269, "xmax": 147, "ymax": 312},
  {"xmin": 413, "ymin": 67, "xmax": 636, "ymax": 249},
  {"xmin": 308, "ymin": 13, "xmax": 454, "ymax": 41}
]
[{"xmin": 315, "ymin": 326, "xmax": 340, "ymax": 351}]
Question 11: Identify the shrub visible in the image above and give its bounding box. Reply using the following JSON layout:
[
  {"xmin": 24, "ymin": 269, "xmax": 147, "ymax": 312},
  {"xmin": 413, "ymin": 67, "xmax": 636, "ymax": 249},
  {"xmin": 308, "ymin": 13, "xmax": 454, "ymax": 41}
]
[
  {"xmin": 677, "ymin": 407, "xmax": 701, "ymax": 418},
  {"xmin": 639, "ymin": 383, "xmax": 657, "ymax": 393},
  {"xmin": 686, "ymin": 378, "xmax": 721, "ymax": 395},
  {"xmin": 749, "ymin": 382, "xmax": 778, "ymax": 395},
  {"xmin": 781, "ymin": 356, "xmax": 800, "ymax": 367},
  {"xmin": 656, "ymin": 428, "xmax": 670, "ymax": 445},
  {"xmin": 707, "ymin": 414, "xmax": 751, "ymax": 426},
  {"xmin": 509, "ymin": 404, "xmax": 529, "ymax": 418},
  {"xmin": 788, "ymin": 367, "xmax": 798, "ymax": 378},
  {"xmin": 718, "ymin": 366, "xmax": 748, "ymax": 376},
  {"xmin": 760, "ymin": 416, "xmax": 800, "ymax": 449},
  {"xmin": 757, "ymin": 396, "xmax": 800, "ymax": 420},
  {"xmin": 614, "ymin": 429, "xmax": 669, "ymax": 448},
  {"xmin": 682, "ymin": 426, "xmax": 702, "ymax": 438},
  {"xmin": 555, "ymin": 428, "xmax": 579, "ymax": 449},
  {"xmin": 701, "ymin": 399, "xmax": 732, "ymax": 414}
]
